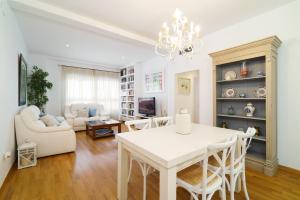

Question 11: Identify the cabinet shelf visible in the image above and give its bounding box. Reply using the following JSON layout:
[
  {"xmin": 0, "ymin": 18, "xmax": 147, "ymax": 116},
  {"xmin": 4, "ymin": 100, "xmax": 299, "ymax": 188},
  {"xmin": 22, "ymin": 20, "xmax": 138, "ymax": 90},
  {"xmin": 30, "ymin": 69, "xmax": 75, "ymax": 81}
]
[
  {"xmin": 246, "ymin": 151, "xmax": 266, "ymax": 162},
  {"xmin": 217, "ymin": 114, "xmax": 266, "ymax": 121},
  {"xmin": 216, "ymin": 76, "xmax": 265, "ymax": 83},
  {"xmin": 217, "ymin": 98, "xmax": 266, "ymax": 100},
  {"xmin": 253, "ymin": 135, "xmax": 266, "ymax": 142}
]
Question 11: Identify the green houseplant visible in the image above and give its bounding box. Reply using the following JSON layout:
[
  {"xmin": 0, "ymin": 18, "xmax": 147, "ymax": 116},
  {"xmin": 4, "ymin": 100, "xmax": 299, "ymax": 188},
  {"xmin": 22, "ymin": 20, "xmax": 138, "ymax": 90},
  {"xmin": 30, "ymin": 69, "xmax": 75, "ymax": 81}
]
[{"xmin": 27, "ymin": 66, "xmax": 53, "ymax": 112}]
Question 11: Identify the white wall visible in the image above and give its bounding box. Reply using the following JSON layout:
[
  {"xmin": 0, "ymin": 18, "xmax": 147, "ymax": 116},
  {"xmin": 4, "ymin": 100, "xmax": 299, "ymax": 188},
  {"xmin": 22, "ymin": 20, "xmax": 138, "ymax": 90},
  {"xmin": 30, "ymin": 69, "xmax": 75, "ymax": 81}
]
[
  {"xmin": 139, "ymin": 1, "xmax": 300, "ymax": 170},
  {"xmin": 139, "ymin": 57, "xmax": 169, "ymax": 116},
  {"xmin": 175, "ymin": 70, "xmax": 199, "ymax": 123},
  {"xmin": 0, "ymin": 1, "xmax": 28, "ymax": 187},
  {"xmin": 28, "ymin": 53, "xmax": 120, "ymax": 116}
]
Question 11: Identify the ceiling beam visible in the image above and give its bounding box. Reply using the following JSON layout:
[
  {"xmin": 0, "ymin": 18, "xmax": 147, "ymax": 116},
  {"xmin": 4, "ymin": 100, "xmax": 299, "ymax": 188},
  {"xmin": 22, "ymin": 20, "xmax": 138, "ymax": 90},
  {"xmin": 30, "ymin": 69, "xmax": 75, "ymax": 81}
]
[{"xmin": 9, "ymin": 0, "xmax": 156, "ymax": 46}]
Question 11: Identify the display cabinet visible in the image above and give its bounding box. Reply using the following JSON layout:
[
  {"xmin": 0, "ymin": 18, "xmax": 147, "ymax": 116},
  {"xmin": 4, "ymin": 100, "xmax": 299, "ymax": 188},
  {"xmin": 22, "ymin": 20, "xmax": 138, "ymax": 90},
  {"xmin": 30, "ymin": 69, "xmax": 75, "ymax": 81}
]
[{"xmin": 210, "ymin": 36, "xmax": 281, "ymax": 176}]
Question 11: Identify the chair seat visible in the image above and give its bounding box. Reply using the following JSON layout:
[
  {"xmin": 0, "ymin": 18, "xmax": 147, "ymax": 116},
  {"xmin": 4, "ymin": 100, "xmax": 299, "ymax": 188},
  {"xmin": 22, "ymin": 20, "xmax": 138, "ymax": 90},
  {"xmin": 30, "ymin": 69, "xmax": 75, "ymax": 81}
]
[{"xmin": 177, "ymin": 164, "xmax": 222, "ymax": 193}]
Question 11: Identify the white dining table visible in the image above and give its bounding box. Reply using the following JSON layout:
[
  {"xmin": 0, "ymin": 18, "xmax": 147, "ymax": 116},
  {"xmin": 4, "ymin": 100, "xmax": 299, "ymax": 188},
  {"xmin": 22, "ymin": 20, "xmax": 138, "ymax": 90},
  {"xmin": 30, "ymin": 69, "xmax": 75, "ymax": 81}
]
[{"xmin": 116, "ymin": 123, "xmax": 241, "ymax": 200}]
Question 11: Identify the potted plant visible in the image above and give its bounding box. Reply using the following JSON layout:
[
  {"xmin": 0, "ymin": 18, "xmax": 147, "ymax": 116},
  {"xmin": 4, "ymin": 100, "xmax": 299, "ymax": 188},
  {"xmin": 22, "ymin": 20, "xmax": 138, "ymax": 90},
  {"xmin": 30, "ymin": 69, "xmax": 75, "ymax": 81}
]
[{"xmin": 27, "ymin": 66, "xmax": 53, "ymax": 113}]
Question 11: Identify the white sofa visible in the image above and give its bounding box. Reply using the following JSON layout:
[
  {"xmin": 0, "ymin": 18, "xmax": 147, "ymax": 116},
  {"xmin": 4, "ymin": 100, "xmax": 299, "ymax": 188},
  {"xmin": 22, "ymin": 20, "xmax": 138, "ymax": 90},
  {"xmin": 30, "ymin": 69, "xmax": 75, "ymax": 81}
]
[
  {"xmin": 64, "ymin": 103, "xmax": 110, "ymax": 131},
  {"xmin": 15, "ymin": 105, "xmax": 76, "ymax": 158}
]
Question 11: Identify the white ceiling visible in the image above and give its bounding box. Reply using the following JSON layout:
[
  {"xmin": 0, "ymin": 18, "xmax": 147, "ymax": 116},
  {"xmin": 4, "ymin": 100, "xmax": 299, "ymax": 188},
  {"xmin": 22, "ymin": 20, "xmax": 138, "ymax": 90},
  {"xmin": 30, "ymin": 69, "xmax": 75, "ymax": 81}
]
[
  {"xmin": 14, "ymin": 11, "xmax": 154, "ymax": 67},
  {"xmin": 37, "ymin": 0, "xmax": 294, "ymax": 39},
  {"xmin": 11, "ymin": 0, "xmax": 294, "ymax": 67}
]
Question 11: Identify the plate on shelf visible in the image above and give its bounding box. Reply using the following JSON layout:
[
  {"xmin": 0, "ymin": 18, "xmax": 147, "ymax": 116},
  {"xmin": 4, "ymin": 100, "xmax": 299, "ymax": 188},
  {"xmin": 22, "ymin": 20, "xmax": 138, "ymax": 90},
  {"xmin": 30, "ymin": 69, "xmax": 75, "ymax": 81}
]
[
  {"xmin": 224, "ymin": 71, "xmax": 237, "ymax": 81},
  {"xmin": 255, "ymin": 87, "xmax": 266, "ymax": 98},
  {"xmin": 224, "ymin": 88, "xmax": 236, "ymax": 98}
]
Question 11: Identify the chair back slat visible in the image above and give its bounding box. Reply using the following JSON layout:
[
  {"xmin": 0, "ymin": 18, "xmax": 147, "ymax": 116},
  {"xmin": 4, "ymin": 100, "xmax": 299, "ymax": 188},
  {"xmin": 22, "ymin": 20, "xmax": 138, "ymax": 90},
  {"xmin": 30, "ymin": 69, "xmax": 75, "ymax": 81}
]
[
  {"xmin": 201, "ymin": 135, "xmax": 237, "ymax": 193},
  {"xmin": 125, "ymin": 119, "xmax": 151, "ymax": 132},
  {"xmin": 153, "ymin": 116, "xmax": 173, "ymax": 128},
  {"xmin": 235, "ymin": 127, "xmax": 256, "ymax": 163}
]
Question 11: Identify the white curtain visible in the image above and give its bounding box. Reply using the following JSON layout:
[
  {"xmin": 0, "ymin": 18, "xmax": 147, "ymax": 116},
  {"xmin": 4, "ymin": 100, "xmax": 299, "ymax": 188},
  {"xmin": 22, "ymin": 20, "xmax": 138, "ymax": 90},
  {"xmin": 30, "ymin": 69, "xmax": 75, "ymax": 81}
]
[{"xmin": 62, "ymin": 67, "xmax": 120, "ymax": 118}]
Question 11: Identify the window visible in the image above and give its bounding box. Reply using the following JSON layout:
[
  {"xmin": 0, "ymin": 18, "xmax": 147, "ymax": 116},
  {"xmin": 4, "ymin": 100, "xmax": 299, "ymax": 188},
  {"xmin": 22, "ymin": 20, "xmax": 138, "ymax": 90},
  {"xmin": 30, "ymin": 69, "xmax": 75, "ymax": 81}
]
[{"xmin": 62, "ymin": 67, "xmax": 120, "ymax": 118}]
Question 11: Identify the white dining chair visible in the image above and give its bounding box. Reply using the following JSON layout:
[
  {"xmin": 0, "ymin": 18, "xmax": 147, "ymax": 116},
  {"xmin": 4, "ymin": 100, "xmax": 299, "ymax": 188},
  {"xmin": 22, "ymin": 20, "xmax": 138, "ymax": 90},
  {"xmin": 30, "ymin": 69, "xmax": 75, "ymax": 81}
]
[
  {"xmin": 208, "ymin": 127, "xmax": 256, "ymax": 200},
  {"xmin": 124, "ymin": 119, "xmax": 152, "ymax": 200},
  {"xmin": 152, "ymin": 116, "xmax": 173, "ymax": 128},
  {"xmin": 177, "ymin": 134, "xmax": 237, "ymax": 200}
]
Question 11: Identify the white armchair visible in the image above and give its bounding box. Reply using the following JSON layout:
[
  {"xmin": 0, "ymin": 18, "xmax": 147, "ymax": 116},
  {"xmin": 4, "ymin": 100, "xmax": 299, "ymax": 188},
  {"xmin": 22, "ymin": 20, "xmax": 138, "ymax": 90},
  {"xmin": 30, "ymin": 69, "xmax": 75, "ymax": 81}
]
[
  {"xmin": 64, "ymin": 103, "xmax": 110, "ymax": 131},
  {"xmin": 15, "ymin": 105, "xmax": 76, "ymax": 158}
]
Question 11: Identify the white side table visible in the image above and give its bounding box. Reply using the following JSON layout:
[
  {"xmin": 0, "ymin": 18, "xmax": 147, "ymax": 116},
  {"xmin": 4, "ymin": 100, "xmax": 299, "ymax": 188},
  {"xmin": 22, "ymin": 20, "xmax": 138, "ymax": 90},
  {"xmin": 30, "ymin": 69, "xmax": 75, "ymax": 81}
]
[{"xmin": 18, "ymin": 142, "xmax": 37, "ymax": 169}]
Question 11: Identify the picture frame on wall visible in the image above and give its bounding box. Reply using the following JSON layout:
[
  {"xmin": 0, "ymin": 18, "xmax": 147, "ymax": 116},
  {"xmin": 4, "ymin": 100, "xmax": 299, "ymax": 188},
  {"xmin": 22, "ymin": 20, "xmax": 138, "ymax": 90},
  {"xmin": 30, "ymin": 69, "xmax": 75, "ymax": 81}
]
[
  {"xmin": 144, "ymin": 71, "xmax": 164, "ymax": 93},
  {"xmin": 177, "ymin": 77, "xmax": 191, "ymax": 95},
  {"xmin": 18, "ymin": 53, "xmax": 27, "ymax": 106}
]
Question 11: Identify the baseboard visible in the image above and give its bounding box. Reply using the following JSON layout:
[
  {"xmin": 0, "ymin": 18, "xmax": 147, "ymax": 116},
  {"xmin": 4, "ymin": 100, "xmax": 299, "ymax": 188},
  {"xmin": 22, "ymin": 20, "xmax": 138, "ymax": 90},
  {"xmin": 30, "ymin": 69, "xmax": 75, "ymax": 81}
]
[{"xmin": 279, "ymin": 165, "xmax": 300, "ymax": 175}]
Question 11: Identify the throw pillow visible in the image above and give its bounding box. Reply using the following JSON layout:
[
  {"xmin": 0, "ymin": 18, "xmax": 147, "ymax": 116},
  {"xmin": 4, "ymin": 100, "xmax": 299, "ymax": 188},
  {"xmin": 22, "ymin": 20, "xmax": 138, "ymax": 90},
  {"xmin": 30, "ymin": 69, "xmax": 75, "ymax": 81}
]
[
  {"xmin": 89, "ymin": 108, "xmax": 97, "ymax": 117},
  {"xmin": 41, "ymin": 115, "xmax": 59, "ymax": 127},
  {"xmin": 55, "ymin": 116, "xmax": 65, "ymax": 123},
  {"xmin": 77, "ymin": 108, "xmax": 89, "ymax": 118}
]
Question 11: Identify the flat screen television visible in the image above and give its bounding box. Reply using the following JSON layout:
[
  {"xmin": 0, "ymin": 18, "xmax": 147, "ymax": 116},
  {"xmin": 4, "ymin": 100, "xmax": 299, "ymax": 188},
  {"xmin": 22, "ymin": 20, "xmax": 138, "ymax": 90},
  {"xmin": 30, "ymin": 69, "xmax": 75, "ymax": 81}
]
[{"xmin": 138, "ymin": 97, "xmax": 155, "ymax": 116}]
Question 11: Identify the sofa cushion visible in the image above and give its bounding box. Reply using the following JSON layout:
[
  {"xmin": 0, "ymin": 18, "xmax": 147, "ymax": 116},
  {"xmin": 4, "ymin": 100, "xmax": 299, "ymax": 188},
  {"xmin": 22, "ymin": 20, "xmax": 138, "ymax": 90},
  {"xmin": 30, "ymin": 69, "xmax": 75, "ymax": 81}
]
[
  {"xmin": 55, "ymin": 116, "xmax": 65, "ymax": 123},
  {"xmin": 41, "ymin": 115, "xmax": 59, "ymax": 127},
  {"xmin": 77, "ymin": 108, "xmax": 89, "ymax": 118},
  {"xmin": 74, "ymin": 117, "xmax": 88, "ymax": 127},
  {"xmin": 35, "ymin": 120, "xmax": 46, "ymax": 128}
]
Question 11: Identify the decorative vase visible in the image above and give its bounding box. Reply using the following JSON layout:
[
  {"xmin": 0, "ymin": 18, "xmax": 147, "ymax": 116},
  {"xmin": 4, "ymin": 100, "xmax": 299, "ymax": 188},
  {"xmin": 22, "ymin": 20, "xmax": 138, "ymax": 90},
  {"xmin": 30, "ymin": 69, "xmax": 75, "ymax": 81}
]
[
  {"xmin": 244, "ymin": 103, "xmax": 255, "ymax": 117},
  {"xmin": 240, "ymin": 61, "xmax": 249, "ymax": 78},
  {"xmin": 227, "ymin": 106, "xmax": 235, "ymax": 115},
  {"xmin": 175, "ymin": 108, "xmax": 191, "ymax": 135},
  {"xmin": 254, "ymin": 126, "xmax": 261, "ymax": 136}
]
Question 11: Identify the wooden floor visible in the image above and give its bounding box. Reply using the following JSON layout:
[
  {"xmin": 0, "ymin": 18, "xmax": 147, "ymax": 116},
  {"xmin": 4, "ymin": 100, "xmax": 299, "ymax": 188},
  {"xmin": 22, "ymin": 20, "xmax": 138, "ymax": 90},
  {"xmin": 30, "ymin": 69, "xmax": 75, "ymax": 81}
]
[{"xmin": 1, "ymin": 127, "xmax": 300, "ymax": 200}]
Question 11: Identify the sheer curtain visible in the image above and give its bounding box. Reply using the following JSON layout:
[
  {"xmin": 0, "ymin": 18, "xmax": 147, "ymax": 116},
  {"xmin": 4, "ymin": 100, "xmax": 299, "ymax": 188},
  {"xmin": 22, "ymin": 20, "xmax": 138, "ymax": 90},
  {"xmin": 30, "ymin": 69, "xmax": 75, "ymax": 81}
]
[{"xmin": 62, "ymin": 67, "xmax": 120, "ymax": 118}]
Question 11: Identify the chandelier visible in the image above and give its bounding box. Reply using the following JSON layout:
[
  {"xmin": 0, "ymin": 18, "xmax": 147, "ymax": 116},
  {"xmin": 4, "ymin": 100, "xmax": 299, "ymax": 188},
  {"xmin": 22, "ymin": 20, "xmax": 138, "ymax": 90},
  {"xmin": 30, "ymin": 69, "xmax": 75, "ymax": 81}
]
[{"xmin": 155, "ymin": 9, "xmax": 201, "ymax": 60}]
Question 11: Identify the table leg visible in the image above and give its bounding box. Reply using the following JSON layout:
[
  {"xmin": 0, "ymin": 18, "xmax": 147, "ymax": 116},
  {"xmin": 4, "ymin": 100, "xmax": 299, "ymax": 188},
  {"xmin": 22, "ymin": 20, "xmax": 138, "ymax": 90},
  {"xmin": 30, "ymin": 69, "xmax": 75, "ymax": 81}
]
[
  {"xmin": 92, "ymin": 128, "xmax": 96, "ymax": 139},
  {"xmin": 117, "ymin": 142, "xmax": 129, "ymax": 200},
  {"xmin": 159, "ymin": 166, "xmax": 177, "ymax": 200},
  {"xmin": 118, "ymin": 124, "xmax": 122, "ymax": 133}
]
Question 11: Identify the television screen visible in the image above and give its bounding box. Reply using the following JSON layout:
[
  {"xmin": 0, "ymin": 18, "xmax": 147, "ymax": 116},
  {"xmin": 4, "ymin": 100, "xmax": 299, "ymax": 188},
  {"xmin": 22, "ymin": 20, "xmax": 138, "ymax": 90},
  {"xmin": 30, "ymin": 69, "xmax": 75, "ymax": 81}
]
[{"xmin": 138, "ymin": 97, "xmax": 155, "ymax": 116}]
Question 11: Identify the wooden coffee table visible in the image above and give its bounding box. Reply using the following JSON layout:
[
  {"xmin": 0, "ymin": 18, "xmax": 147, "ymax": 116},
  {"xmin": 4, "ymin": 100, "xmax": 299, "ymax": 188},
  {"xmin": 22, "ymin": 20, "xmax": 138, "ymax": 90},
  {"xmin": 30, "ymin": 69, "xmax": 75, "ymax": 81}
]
[{"xmin": 86, "ymin": 120, "xmax": 122, "ymax": 139}]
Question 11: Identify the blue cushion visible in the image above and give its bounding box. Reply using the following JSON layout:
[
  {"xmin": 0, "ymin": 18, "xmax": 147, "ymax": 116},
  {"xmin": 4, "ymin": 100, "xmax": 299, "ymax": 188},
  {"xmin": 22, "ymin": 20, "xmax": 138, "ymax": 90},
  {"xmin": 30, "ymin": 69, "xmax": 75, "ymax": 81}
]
[{"xmin": 89, "ymin": 108, "xmax": 97, "ymax": 117}]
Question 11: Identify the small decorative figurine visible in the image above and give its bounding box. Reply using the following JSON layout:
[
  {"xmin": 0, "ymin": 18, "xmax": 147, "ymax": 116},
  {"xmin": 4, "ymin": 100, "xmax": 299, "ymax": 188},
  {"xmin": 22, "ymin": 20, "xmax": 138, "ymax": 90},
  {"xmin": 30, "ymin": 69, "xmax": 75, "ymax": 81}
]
[
  {"xmin": 254, "ymin": 126, "xmax": 261, "ymax": 136},
  {"xmin": 228, "ymin": 106, "xmax": 235, "ymax": 115},
  {"xmin": 244, "ymin": 103, "xmax": 255, "ymax": 117},
  {"xmin": 239, "ymin": 93, "xmax": 246, "ymax": 98},
  {"xmin": 257, "ymin": 71, "xmax": 265, "ymax": 77},
  {"xmin": 240, "ymin": 61, "xmax": 249, "ymax": 78},
  {"xmin": 220, "ymin": 121, "xmax": 228, "ymax": 128}
]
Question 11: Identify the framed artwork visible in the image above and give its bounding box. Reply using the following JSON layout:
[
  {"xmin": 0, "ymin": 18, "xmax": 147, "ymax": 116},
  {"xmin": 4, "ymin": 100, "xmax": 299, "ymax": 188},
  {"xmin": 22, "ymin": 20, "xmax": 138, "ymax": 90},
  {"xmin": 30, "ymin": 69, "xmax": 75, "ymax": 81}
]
[
  {"xmin": 18, "ymin": 54, "xmax": 27, "ymax": 106},
  {"xmin": 144, "ymin": 71, "xmax": 164, "ymax": 93},
  {"xmin": 177, "ymin": 77, "xmax": 191, "ymax": 95}
]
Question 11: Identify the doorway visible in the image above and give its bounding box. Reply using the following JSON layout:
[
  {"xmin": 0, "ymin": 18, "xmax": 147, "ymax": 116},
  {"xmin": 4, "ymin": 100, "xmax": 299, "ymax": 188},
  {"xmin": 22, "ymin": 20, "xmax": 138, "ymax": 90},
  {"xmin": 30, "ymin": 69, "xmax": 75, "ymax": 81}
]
[{"xmin": 175, "ymin": 70, "xmax": 199, "ymax": 123}]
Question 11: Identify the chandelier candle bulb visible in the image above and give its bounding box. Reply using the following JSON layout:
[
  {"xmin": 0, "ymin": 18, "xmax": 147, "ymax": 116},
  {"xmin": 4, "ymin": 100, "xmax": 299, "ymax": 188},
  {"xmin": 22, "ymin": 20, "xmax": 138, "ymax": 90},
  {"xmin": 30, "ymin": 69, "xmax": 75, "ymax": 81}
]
[{"xmin": 155, "ymin": 8, "xmax": 202, "ymax": 59}]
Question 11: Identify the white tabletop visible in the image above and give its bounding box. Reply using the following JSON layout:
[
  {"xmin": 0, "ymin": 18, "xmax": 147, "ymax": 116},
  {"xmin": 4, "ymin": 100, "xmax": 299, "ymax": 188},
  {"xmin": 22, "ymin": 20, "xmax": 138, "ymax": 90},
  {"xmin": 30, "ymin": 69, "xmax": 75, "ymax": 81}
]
[{"xmin": 116, "ymin": 123, "xmax": 239, "ymax": 168}]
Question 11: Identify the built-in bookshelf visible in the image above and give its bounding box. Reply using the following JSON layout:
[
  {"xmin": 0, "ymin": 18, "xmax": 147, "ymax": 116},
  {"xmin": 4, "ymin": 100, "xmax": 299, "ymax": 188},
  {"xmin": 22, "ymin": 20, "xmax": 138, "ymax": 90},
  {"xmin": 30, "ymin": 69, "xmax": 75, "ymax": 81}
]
[
  {"xmin": 210, "ymin": 36, "xmax": 281, "ymax": 176},
  {"xmin": 120, "ymin": 66, "xmax": 135, "ymax": 121}
]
